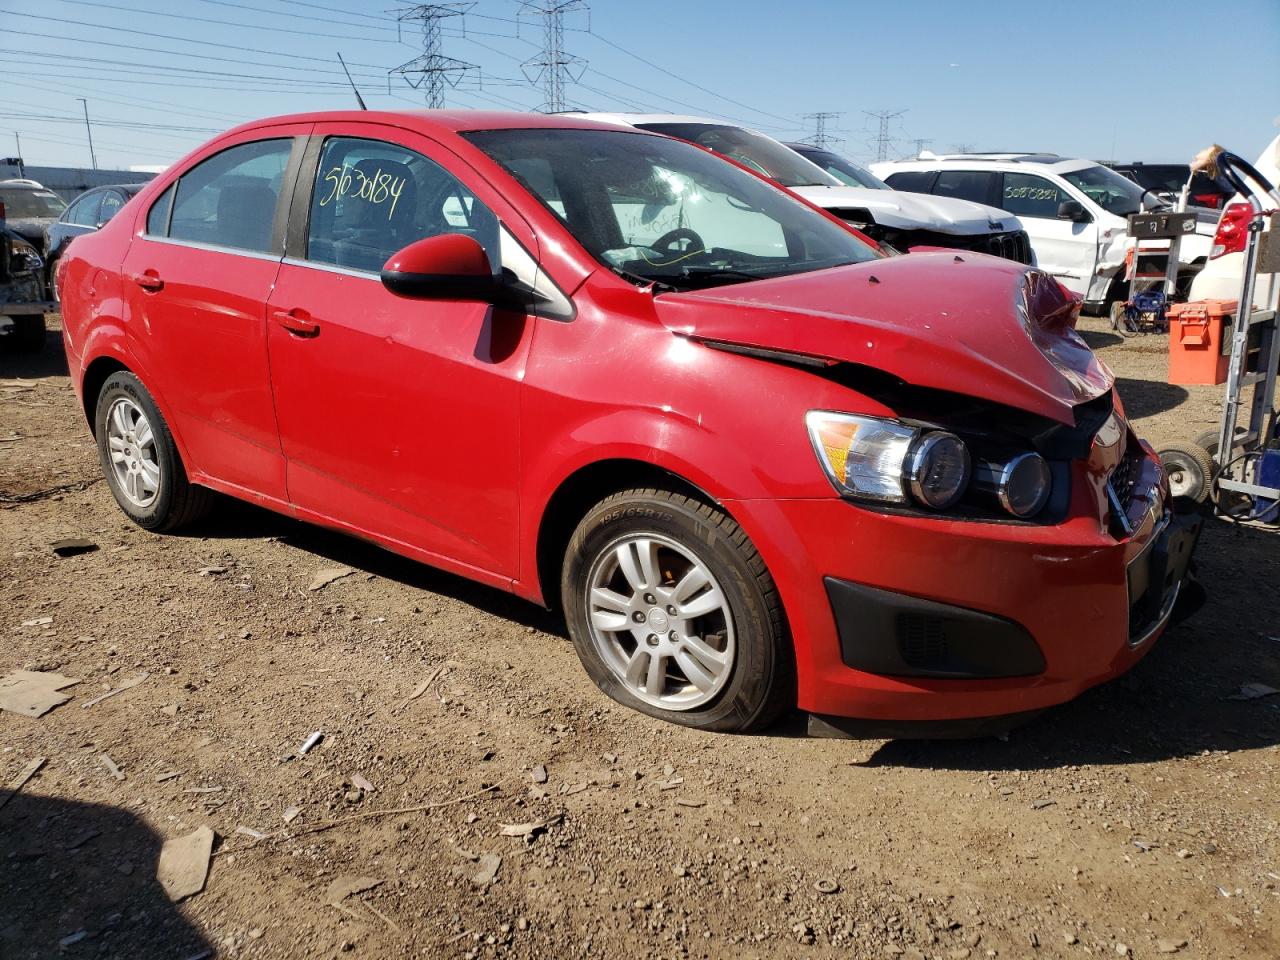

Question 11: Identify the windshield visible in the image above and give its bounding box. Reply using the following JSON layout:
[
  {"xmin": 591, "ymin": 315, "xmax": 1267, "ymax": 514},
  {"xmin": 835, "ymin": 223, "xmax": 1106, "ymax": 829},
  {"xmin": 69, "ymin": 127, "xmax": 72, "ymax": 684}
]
[
  {"xmin": 794, "ymin": 148, "xmax": 891, "ymax": 190},
  {"xmin": 633, "ymin": 123, "xmax": 840, "ymax": 189},
  {"xmin": 0, "ymin": 186, "xmax": 68, "ymax": 218},
  {"xmin": 465, "ymin": 128, "xmax": 879, "ymax": 290},
  {"xmin": 1062, "ymin": 164, "xmax": 1158, "ymax": 216}
]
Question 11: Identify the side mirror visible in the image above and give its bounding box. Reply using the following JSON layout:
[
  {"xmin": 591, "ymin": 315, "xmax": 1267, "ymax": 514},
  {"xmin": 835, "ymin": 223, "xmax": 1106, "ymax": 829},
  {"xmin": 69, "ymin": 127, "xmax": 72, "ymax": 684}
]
[
  {"xmin": 380, "ymin": 233, "xmax": 498, "ymax": 301},
  {"xmin": 1057, "ymin": 200, "xmax": 1091, "ymax": 223}
]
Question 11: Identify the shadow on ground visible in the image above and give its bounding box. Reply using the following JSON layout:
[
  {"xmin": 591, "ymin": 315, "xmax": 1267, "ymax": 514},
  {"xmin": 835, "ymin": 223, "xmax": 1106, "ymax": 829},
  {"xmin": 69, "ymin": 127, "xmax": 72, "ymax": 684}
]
[
  {"xmin": 1115, "ymin": 376, "xmax": 1189, "ymax": 419},
  {"xmin": 857, "ymin": 519, "xmax": 1280, "ymax": 769},
  {"xmin": 0, "ymin": 330, "xmax": 70, "ymax": 379},
  {"xmin": 0, "ymin": 792, "xmax": 213, "ymax": 959}
]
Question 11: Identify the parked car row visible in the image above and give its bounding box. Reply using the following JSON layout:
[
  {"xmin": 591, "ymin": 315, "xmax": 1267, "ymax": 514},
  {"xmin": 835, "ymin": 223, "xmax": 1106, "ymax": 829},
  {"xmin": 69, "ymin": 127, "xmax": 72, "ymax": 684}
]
[
  {"xmin": 55, "ymin": 109, "xmax": 1202, "ymax": 736},
  {"xmin": 870, "ymin": 152, "xmax": 1217, "ymax": 313}
]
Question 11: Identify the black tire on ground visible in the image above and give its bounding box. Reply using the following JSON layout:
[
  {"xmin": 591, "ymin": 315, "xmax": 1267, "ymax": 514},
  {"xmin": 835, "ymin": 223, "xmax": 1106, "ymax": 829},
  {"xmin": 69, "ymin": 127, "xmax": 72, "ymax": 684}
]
[
  {"xmin": 93, "ymin": 371, "xmax": 212, "ymax": 531},
  {"xmin": 1159, "ymin": 442, "xmax": 1215, "ymax": 503},
  {"xmin": 4, "ymin": 315, "xmax": 46, "ymax": 353},
  {"xmin": 561, "ymin": 488, "xmax": 793, "ymax": 733},
  {"xmin": 1192, "ymin": 427, "xmax": 1248, "ymax": 459},
  {"xmin": 48, "ymin": 258, "xmax": 60, "ymax": 304}
]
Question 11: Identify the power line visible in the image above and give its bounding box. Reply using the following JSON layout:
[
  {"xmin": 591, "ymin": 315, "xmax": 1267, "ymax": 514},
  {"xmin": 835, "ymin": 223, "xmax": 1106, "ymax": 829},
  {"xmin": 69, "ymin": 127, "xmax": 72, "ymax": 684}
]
[
  {"xmin": 52, "ymin": 0, "xmax": 402, "ymax": 43},
  {"xmin": 908, "ymin": 137, "xmax": 932, "ymax": 157},
  {"xmin": 801, "ymin": 112, "xmax": 842, "ymax": 148},
  {"xmin": 864, "ymin": 109, "xmax": 906, "ymax": 162},
  {"xmin": 518, "ymin": 1, "xmax": 589, "ymax": 113},
  {"xmin": 389, "ymin": 4, "xmax": 478, "ymax": 108},
  {"xmin": 193, "ymin": 0, "xmax": 397, "ymax": 32}
]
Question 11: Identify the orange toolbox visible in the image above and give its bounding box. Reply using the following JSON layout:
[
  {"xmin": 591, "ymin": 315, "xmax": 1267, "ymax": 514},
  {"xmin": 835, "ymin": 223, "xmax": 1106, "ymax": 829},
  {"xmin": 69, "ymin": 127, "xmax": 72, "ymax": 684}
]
[{"xmin": 1167, "ymin": 299, "xmax": 1236, "ymax": 385}]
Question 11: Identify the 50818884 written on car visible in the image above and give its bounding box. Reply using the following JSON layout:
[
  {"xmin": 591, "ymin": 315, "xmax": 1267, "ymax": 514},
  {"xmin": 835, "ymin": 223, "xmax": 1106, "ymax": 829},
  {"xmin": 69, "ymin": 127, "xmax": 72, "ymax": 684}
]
[{"xmin": 56, "ymin": 111, "xmax": 1202, "ymax": 736}]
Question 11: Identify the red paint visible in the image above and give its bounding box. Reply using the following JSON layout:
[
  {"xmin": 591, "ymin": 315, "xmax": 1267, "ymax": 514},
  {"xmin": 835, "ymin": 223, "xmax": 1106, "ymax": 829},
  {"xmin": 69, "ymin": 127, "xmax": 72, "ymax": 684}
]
[
  {"xmin": 59, "ymin": 110, "xmax": 1182, "ymax": 723},
  {"xmin": 383, "ymin": 232, "xmax": 492, "ymax": 277}
]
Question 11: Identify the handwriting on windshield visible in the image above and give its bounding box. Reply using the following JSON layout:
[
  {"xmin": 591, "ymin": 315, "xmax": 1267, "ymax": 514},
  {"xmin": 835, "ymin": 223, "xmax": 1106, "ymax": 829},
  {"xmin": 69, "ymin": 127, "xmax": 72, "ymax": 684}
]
[
  {"xmin": 1004, "ymin": 184, "xmax": 1059, "ymax": 202},
  {"xmin": 319, "ymin": 164, "xmax": 406, "ymax": 220}
]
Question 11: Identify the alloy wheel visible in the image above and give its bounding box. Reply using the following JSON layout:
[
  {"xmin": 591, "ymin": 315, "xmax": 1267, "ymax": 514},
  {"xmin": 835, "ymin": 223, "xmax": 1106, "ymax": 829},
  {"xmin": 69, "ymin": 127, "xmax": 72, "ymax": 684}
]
[{"xmin": 105, "ymin": 397, "xmax": 161, "ymax": 507}]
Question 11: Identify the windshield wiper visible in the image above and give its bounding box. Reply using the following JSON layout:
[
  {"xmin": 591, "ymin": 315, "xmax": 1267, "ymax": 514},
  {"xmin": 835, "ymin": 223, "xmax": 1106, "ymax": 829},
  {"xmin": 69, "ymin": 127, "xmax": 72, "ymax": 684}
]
[{"xmin": 611, "ymin": 266, "xmax": 676, "ymax": 292}]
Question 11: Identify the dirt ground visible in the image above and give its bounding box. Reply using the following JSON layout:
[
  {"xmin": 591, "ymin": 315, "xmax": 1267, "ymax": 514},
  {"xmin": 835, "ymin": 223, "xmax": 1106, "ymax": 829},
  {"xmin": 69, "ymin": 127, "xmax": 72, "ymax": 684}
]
[{"xmin": 1, "ymin": 314, "xmax": 1277, "ymax": 960}]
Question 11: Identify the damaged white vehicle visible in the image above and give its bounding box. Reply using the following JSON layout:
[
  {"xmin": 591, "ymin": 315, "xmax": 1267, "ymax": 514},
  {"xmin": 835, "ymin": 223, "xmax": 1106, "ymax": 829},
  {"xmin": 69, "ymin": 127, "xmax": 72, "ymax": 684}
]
[
  {"xmin": 570, "ymin": 114, "xmax": 1033, "ymax": 264},
  {"xmin": 873, "ymin": 153, "xmax": 1215, "ymax": 313}
]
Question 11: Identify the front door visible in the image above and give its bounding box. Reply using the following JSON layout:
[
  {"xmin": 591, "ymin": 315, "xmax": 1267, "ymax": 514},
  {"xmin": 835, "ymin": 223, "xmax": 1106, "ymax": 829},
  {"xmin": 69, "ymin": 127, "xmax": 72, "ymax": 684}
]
[
  {"xmin": 121, "ymin": 133, "xmax": 306, "ymax": 500},
  {"xmin": 998, "ymin": 172, "xmax": 1099, "ymax": 295},
  {"xmin": 265, "ymin": 127, "xmax": 535, "ymax": 579}
]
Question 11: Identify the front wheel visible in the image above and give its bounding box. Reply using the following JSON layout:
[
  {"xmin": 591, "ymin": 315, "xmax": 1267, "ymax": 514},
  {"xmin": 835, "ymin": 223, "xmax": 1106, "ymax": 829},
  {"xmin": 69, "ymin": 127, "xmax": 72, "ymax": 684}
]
[
  {"xmin": 561, "ymin": 488, "xmax": 792, "ymax": 732},
  {"xmin": 94, "ymin": 371, "xmax": 211, "ymax": 531}
]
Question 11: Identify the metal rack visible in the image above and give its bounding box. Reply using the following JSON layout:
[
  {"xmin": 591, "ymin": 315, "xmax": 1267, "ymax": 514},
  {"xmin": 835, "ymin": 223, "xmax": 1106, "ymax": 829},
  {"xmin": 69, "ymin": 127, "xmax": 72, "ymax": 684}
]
[{"xmin": 1113, "ymin": 208, "xmax": 1198, "ymax": 335}]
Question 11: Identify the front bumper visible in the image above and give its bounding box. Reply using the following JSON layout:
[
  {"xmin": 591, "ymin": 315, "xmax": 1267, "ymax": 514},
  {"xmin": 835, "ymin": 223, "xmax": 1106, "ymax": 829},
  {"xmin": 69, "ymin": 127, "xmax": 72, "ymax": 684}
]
[{"xmin": 727, "ymin": 446, "xmax": 1202, "ymax": 725}]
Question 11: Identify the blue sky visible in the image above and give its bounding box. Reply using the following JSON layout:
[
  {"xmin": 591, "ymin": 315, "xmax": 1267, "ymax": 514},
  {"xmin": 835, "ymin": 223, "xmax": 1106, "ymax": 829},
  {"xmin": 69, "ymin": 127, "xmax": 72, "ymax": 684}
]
[{"xmin": 3, "ymin": 0, "xmax": 1277, "ymax": 171}]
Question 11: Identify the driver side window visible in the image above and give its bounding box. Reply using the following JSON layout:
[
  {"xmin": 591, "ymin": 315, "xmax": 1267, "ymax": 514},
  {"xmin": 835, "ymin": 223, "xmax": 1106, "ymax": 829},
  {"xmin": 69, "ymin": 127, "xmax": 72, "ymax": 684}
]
[{"xmin": 306, "ymin": 137, "xmax": 500, "ymax": 274}]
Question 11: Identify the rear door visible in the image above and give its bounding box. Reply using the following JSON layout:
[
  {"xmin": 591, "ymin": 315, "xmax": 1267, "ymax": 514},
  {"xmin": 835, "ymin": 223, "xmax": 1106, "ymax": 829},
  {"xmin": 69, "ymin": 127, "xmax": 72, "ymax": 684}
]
[
  {"xmin": 997, "ymin": 172, "xmax": 1099, "ymax": 294},
  {"xmin": 264, "ymin": 123, "xmax": 539, "ymax": 578},
  {"xmin": 121, "ymin": 128, "xmax": 309, "ymax": 501}
]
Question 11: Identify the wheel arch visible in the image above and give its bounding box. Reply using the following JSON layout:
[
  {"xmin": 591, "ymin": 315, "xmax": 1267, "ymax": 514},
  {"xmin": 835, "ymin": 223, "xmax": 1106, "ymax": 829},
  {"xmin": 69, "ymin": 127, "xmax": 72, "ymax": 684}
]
[
  {"xmin": 81, "ymin": 354, "xmax": 130, "ymax": 433},
  {"xmin": 533, "ymin": 458, "xmax": 727, "ymax": 612}
]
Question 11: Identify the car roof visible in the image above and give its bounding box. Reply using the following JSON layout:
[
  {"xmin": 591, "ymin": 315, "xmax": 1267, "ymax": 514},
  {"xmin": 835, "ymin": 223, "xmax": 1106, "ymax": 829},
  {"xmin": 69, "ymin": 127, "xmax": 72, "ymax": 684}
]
[
  {"xmin": 0, "ymin": 178, "xmax": 47, "ymax": 189},
  {"xmin": 877, "ymin": 153, "xmax": 1098, "ymax": 175},
  {"xmin": 226, "ymin": 109, "xmax": 663, "ymax": 139}
]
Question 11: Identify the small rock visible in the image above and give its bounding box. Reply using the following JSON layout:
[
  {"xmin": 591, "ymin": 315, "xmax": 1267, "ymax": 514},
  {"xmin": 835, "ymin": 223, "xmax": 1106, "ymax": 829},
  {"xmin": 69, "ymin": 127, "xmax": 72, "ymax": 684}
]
[
  {"xmin": 1202, "ymin": 842, "xmax": 1217, "ymax": 854},
  {"xmin": 248, "ymin": 928, "xmax": 264, "ymax": 940},
  {"xmin": 672, "ymin": 865, "xmax": 688, "ymax": 878},
  {"xmin": 1155, "ymin": 939, "xmax": 1187, "ymax": 954},
  {"xmin": 1116, "ymin": 944, "xmax": 1131, "ymax": 956},
  {"xmin": 531, "ymin": 764, "xmax": 548, "ymax": 784},
  {"xmin": 1064, "ymin": 933, "xmax": 1079, "ymax": 945},
  {"xmin": 1031, "ymin": 799, "xmax": 1056, "ymax": 810}
]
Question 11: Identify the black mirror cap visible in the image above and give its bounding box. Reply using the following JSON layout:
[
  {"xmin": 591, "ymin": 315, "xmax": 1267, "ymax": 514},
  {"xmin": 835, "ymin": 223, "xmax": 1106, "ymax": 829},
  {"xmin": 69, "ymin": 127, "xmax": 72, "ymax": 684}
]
[
  {"xmin": 1057, "ymin": 200, "xmax": 1091, "ymax": 223},
  {"xmin": 380, "ymin": 269, "xmax": 500, "ymax": 301}
]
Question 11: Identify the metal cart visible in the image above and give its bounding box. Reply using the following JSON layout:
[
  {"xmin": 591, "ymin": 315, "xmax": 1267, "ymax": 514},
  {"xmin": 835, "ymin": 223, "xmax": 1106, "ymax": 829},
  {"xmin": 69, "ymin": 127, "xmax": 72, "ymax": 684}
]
[
  {"xmin": 1111, "ymin": 205, "xmax": 1199, "ymax": 337},
  {"xmin": 1158, "ymin": 149, "xmax": 1280, "ymax": 523}
]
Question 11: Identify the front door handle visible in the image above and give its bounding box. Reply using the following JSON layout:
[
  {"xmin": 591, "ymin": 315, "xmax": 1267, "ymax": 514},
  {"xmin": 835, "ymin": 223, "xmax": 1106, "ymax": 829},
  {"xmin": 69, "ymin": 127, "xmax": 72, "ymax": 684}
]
[
  {"xmin": 131, "ymin": 270, "xmax": 163, "ymax": 292},
  {"xmin": 272, "ymin": 308, "xmax": 320, "ymax": 337}
]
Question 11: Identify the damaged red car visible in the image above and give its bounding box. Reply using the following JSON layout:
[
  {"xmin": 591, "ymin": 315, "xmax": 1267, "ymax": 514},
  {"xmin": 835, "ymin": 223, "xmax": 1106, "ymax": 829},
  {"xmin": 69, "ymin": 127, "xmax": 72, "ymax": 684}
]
[{"xmin": 56, "ymin": 111, "xmax": 1201, "ymax": 736}]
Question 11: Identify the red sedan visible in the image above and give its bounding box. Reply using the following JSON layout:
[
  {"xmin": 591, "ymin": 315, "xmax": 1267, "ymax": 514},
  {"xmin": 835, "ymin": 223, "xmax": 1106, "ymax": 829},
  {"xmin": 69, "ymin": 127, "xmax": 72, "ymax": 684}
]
[{"xmin": 56, "ymin": 111, "xmax": 1200, "ymax": 736}]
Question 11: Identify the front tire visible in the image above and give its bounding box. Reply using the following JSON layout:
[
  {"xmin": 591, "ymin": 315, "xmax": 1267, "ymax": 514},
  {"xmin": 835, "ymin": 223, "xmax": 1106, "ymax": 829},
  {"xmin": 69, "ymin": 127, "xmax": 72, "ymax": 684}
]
[
  {"xmin": 561, "ymin": 488, "xmax": 792, "ymax": 732},
  {"xmin": 94, "ymin": 372, "xmax": 211, "ymax": 531}
]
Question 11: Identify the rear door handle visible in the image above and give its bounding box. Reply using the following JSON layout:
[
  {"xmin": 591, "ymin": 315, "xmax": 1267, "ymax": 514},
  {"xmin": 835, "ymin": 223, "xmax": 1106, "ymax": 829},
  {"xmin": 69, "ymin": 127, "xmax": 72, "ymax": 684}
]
[
  {"xmin": 131, "ymin": 270, "xmax": 163, "ymax": 291},
  {"xmin": 272, "ymin": 308, "xmax": 320, "ymax": 337}
]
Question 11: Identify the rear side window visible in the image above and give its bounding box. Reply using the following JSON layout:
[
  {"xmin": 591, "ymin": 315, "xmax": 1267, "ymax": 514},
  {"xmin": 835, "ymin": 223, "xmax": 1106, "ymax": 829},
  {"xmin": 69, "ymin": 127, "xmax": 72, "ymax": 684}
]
[
  {"xmin": 98, "ymin": 191, "xmax": 126, "ymax": 224},
  {"xmin": 882, "ymin": 170, "xmax": 937, "ymax": 193},
  {"xmin": 305, "ymin": 136, "xmax": 500, "ymax": 273},
  {"xmin": 146, "ymin": 184, "xmax": 175, "ymax": 236},
  {"xmin": 67, "ymin": 191, "xmax": 103, "ymax": 227},
  {"xmin": 1000, "ymin": 173, "xmax": 1069, "ymax": 218},
  {"xmin": 163, "ymin": 139, "xmax": 292, "ymax": 253},
  {"xmin": 933, "ymin": 170, "xmax": 997, "ymax": 205}
]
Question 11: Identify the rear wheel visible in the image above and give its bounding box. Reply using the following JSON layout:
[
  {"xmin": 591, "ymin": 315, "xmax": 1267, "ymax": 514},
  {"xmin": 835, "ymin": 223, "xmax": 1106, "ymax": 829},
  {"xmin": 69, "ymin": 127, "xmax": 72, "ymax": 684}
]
[
  {"xmin": 94, "ymin": 372, "xmax": 212, "ymax": 531},
  {"xmin": 561, "ymin": 488, "xmax": 792, "ymax": 732},
  {"xmin": 1159, "ymin": 441, "xmax": 1214, "ymax": 503}
]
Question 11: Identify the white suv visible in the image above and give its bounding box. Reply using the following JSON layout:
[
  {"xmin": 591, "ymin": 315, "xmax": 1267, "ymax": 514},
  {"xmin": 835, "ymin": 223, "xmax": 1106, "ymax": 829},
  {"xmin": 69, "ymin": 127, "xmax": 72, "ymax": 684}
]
[
  {"xmin": 568, "ymin": 114, "xmax": 1033, "ymax": 264},
  {"xmin": 871, "ymin": 153, "xmax": 1215, "ymax": 312}
]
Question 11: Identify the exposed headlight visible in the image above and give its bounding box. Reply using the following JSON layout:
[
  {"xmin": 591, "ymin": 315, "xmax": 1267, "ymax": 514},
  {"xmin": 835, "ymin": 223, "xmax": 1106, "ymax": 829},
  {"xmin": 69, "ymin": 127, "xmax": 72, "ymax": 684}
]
[
  {"xmin": 906, "ymin": 432, "xmax": 971, "ymax": 509},
  {"xmin": 996, "ymin": 452, "xmax": 1051, "ymax": 518},
  {"xmin": 806, "ymin": 411, "xmax": 970, "ymax": 509},
  {"xmin": 9, "ymin": 238, "xmax": 43, "ymax": 271}
]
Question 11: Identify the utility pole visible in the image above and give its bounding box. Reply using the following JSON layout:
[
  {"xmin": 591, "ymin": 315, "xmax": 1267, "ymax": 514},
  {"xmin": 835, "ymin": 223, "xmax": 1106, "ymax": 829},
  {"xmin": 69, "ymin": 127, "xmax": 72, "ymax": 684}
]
[
  {"xmin": 388, "ymin": 4, "xmax": 478, "ymax": 109},
  {"xmin": 801, "ymin": 112, "xmax": 842, "ymax": 148},
  {"xmin": 77, "ymin": 97, "xmax": 98, "ymax": 170},
  {"xmin": 864, "ymin": 109, "xmax": 905, "ymax": 162},
  {"xmin": 518, "ymin": 1, "xmax": 588, "ymax": 113}
]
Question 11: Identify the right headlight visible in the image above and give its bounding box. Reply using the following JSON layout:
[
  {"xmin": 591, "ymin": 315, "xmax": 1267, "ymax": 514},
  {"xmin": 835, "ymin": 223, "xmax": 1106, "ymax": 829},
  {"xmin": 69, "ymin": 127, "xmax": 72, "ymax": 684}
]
[{"xmin": 805, "ymin": 411, "xmax": 970, "ymax": 509}]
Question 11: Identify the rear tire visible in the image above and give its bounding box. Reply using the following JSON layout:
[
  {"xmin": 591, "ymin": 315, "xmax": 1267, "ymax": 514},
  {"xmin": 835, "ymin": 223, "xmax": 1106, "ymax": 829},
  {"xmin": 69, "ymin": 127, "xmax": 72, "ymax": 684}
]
[
  {"xmin": 94, "ymin": 371, "xmax": 212, "ymax": 531},
  {"xmin": 561, "ymin": 488, "xmax": 792, "ymax": 733},
  {"xmin": 1159, "ymin": 442, "xmax": 1214, "ymax": 503}
]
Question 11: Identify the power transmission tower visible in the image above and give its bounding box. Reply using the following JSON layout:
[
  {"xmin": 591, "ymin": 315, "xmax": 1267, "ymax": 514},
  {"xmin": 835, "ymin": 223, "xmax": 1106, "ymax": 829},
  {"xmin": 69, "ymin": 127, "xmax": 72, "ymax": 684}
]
[
  {"xmin": 388, "ymin": 4, "xmax": 477, "ymax": 109},
  {"xmin": 952, "ymin": 142, "xmax": 976, "ymax": 155},
  {"xmin": 801, "ymin": 112, "xmax": 842, "ymax": 148},
  {"xmin": 518, "ymin": 1, "xmax": 588, "ymax": 113},
  {"xmin": 864, "ymin": 109, "xmax": 905, "ymax": 162},
  {"xmin": 909, "ymin": 137, "xmax": 932, "ymax": 157}
]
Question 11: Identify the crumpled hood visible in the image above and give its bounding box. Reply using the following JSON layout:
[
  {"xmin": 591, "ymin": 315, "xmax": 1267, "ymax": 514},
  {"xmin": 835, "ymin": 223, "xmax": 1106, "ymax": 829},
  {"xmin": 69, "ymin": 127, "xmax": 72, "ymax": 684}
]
[
  {"xmin": 791, "ymin": 184, "xmax": 1020, "ymax": 236},
  {"xmin": 654, "ymin": 253, "xmax": 1112, "ymax": 425},
  {"xmin": 2, "ymin": 217, "xmax": 54, "ymax": 253}
]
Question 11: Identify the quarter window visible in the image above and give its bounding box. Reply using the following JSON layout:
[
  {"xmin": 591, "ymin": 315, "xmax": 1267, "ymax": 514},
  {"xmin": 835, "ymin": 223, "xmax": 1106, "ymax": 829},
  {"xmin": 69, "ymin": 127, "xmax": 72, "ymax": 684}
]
[
  {"xmin": 933, "ymin": 170, "xmax": 997, "ymax": 205},
  {"xmin": 306, "ymin": 137, "xmax": 499, "ymax": 274},
  {"xmin": 882, "ymin": 170, "xmax": 937, "ymax": 193},
  {"xmin": 163, "ymin": 139, "xmax": 292, "ymax": 252},
  {"xmin": 97, "ymin": 190, "xmax": 126, "ymax": 224},
  {"xmin": 1000, "ymin": 173, "xmax": 1069, "ymax": 219},
  {"xmin": 146, "ymin": 184, "xmax": 175, "ymax": 237}
]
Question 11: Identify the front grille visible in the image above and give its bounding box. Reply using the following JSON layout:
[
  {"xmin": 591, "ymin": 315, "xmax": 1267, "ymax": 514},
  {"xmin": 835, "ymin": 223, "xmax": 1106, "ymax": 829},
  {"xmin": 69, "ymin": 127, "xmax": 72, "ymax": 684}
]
[
  {"xmin": 1109, "ymin": 448, "xmax": 1142, "ymax": 512},
  {"xmin": 896, "ymin": 614, "xmax": 949, "ymax": 670},
  {"xmin": 977, "ymin": 230, "xmax": 1033, "ymax": 264},
  {"xmin": 875, "ymin": 227, "xmax": 1034, "ymax": 264}
]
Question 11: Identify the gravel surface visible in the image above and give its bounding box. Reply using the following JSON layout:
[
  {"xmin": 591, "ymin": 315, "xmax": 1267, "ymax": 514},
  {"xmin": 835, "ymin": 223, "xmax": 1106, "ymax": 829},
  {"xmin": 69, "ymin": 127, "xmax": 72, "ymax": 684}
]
[{"xmin": 1, "ymin": 315, "xmax": 1277, "ymax": 959}]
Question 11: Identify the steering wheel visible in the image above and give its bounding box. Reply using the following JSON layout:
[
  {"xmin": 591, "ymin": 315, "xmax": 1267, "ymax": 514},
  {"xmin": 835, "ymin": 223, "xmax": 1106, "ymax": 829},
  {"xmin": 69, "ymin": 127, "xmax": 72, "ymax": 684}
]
[{"xmin": 649, "ymin": 227, "xmax": 706, "ymax": 260}]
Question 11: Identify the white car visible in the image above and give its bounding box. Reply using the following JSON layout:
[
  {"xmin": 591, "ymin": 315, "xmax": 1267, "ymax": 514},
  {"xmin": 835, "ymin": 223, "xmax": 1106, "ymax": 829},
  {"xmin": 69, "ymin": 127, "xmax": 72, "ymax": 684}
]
[
  {"xmin": 1188, "ymin": 134, "xmax": 1280, "ymax": 309},
  {"xmin": 871, "ymin": 153, "xmax": 1215, "ymax": 313},
  {"xmin": 567, "ymin": 114, "xmax": 1033, "ymax": 264}
]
